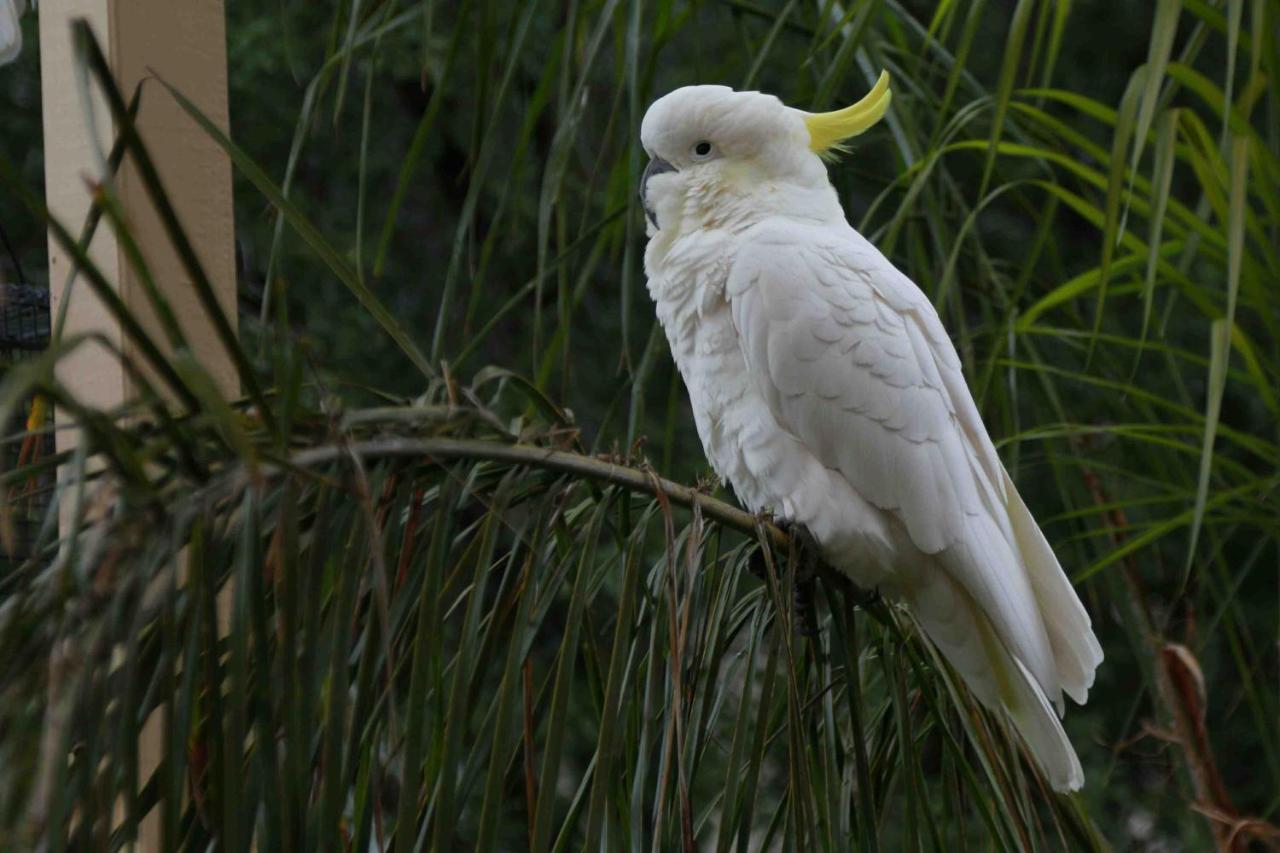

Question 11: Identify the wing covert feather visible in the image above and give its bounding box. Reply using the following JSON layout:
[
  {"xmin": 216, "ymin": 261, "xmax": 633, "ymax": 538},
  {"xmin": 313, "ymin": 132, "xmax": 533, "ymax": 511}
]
[
  {"xmin": 726, "ymin": 223, "xmax": 1066, "ymax": 703},
  {"xmin": 728, "ymin": 227, "xmax": 983, "ymax": 555}
]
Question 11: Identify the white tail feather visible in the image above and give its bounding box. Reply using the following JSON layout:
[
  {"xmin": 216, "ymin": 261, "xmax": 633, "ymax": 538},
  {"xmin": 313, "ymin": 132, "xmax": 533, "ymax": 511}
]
[
  {"xmin": 902, "ymin": 567, "xmax": 1085, "ymax": 792},
  {"xmin": 1004, "ymin": 471, "xmax": 1104, "ymax": 706},
  {"xmin": 1005, "ymin": 655, "xmax": 1085, "ymax": 791}
]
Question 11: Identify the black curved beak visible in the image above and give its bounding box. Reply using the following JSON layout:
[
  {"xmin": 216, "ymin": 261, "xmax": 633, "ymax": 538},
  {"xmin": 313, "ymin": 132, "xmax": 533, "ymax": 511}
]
[{"xmin": 640, "ymin": 157, "xmax": 677, "ymax": 228}]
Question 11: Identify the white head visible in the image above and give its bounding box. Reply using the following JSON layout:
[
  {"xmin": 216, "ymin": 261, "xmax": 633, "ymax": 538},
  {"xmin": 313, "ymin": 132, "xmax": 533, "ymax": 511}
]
[{"xmin": 639, "ymin": 72, "xmax": 891, "ymax": 234}]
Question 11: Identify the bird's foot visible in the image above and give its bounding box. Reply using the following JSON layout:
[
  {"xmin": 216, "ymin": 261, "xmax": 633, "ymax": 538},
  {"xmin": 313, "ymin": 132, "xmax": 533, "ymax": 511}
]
[
  {"xmin": 748, "ymin": 545, "xmax": 767, "ymax": 581},
  {"xmin": 747, "ymin": 517, "xmax": 870, "ymax": 630},
  {"xmin": 847, "ymin": 582, "xmax": 881, "ymax": 609},
  {"xmin": 788, "ymin": 524, "xmax": 821, "ymax": 637},
  {"xmin": 746, "ymin": 522, "xmax": 825, "ymax": 637}
]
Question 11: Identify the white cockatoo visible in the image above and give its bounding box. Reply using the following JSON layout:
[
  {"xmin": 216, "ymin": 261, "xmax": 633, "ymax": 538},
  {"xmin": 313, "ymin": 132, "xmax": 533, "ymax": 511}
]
[
  {"xmin": 639, "ymin": 73, "xmax": 1102, "ymax": 792},
  {"xmin": 0, "ymin": 0, "xmax": 28, "ymax": 66}
]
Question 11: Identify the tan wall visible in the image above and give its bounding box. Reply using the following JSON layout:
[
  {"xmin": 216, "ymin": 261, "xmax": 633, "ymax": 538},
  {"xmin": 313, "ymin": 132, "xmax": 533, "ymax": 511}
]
[
  {"xmin": 40, "ymin": 0, "xmax": 125, "ymax": 420},
  {"xmin": 41, "ymin": 0, "xmax": 237, "ymax": 453},
  {"xmin": 39, "ymin": 5, "xmax": 234, "ymax": 849}
]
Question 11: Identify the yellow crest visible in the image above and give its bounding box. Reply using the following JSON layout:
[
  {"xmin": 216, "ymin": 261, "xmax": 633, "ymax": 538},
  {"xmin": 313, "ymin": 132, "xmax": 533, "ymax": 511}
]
[{"xmin": 803, "ymin": 71, "xmax": 892, "ymax": 156}]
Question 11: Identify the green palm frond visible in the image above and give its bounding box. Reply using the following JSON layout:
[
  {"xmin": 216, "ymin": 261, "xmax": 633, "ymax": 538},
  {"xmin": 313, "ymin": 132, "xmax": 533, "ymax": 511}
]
[
  {"xmin": 0, "ymin": 1, "xmax": 1277, "ymax": 849},
  {"xmin": 0, "ymin": 367, "xmax": 1101, "ymax": 850}
]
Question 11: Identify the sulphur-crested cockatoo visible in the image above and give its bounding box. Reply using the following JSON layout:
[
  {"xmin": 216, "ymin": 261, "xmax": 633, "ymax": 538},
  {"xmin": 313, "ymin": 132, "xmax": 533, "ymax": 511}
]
[
  {"xmin": 0, "ymin": 0, "xmax": 28, "ymax": 66},
  {"xmin": 639, "ymin": 73, "xmax": 1102, "ymax": 792}
]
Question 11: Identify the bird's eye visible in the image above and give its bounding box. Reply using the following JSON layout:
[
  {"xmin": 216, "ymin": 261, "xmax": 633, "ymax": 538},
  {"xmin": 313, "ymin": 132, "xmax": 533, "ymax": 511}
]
[{"xmin": 692, "ymin": 140, "xmax": 713, "ymax": 159}]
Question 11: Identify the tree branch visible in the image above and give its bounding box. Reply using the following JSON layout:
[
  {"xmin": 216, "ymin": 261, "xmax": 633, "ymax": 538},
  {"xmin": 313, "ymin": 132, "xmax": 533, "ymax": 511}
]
[{"xmin": 283, "ymin": 437, "xmax": 791, "ymax": 548}]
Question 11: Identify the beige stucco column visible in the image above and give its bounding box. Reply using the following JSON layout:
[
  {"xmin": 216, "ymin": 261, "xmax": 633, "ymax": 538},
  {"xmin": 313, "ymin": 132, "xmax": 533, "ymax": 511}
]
[
  {"xmin": 38, "ymin": 3, "xmax": 235, "ymax": 849},
  {"xmin": 40, "ymin": 0, "xmax": 237, "ymax": 425}
]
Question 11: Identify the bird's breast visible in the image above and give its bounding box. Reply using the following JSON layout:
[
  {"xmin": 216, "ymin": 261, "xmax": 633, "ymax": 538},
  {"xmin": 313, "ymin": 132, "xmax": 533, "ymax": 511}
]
[
  {"xmin": 644, "ymin": 227, "xmax": 904, "ymax": 586},
  {"xmin": 645, "ymin": 232, "xmax": 786, "ymax": 510}
]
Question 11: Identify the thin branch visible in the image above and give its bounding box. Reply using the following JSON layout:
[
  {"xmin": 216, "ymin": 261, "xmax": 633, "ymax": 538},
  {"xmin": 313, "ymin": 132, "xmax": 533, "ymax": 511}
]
[{"xmin": 280, "ymin": 437, "xmax": 791, "ymax": 547}]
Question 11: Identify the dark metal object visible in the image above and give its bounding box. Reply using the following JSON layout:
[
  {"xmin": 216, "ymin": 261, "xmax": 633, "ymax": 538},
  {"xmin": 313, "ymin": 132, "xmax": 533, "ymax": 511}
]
[
  {"xmin": 0, "ymin": 281, "xmax": 52, "ymax": 562},
  {"xmin": 0, "ymin": 220, "xmax": 27, "ymax": 289},
  {"xmin": 0, "ymin": 282, "xmax": 50, "ymax": 351}
]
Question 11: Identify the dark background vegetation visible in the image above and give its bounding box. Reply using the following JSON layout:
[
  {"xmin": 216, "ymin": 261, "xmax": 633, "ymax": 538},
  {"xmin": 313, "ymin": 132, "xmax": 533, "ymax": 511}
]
[{"xmin": 1, "ymin": 1, "xmax": 1276, "ymax": 850}]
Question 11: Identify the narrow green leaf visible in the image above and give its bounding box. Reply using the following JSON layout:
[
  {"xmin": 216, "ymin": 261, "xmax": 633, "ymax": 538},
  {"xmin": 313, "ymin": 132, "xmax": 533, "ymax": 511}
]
[
  {"xmin": 1183, "ymin": 136, "xmax": 1249, "ymax": 583},
  {"xmin": 1131, "ymin": 0, "xmax": 1183, "ymax": 176},
  {"xmin": 155, "ymin": 76, "xmax": 437, "ymax": 383}
]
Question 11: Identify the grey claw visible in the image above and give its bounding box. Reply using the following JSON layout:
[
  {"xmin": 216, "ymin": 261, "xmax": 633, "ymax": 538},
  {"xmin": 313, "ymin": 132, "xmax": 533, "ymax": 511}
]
[
  {"xmin": 786, "ymin": 523, "xmax": 822, "ymax": 638},
  {"xmin": 849, "ymin": 584, "xmax": 881, "ymax": 609}
]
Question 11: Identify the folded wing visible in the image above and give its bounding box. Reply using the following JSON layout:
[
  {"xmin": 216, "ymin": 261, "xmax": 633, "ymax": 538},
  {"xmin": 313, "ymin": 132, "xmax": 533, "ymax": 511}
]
[{"xmin": 726, "ymin": 221, "xmax": 1102, "ymax": 746}]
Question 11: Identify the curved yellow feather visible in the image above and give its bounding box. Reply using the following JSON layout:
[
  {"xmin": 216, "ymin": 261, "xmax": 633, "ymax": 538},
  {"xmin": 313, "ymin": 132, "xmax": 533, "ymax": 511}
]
[{"xmin": 803, "ymin": 70, "xmax": 892, "ymax": 155}]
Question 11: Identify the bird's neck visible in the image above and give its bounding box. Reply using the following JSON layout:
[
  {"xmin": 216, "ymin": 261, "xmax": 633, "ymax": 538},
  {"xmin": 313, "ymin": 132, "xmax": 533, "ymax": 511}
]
[{"xmin": 677, "ymin": 174, "xmax": 844, "ymax": 236}]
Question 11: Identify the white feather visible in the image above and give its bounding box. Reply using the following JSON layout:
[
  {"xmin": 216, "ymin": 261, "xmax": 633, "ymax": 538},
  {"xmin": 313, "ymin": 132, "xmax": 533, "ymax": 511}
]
[
  {"xmin": 640, "ymin": 83, "xmax": 1102, "ymax": 791},
  {"xmin": 0, "ymin": 0, "xmax": 26, "ymax": 66}
]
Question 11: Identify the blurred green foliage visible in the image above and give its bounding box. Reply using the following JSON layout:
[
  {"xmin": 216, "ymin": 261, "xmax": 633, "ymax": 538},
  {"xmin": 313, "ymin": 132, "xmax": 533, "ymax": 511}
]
[{"xmin": 1, "ymin": 1, "xmax": 1277, "ymax": 849}]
